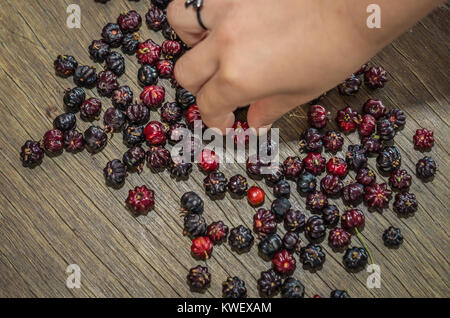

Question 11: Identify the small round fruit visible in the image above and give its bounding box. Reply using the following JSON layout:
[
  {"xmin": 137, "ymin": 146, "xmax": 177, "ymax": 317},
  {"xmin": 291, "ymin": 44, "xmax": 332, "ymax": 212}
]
[{"xmin": 247, "ymin": 186, "xmax": 265, "ymax": 206}]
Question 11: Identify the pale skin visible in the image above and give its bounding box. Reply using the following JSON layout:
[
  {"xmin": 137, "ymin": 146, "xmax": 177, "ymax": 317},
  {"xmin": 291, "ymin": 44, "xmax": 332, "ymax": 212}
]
[{"xmin": 167, "ymin": 0, "xmax": 444, "ymax": 133}]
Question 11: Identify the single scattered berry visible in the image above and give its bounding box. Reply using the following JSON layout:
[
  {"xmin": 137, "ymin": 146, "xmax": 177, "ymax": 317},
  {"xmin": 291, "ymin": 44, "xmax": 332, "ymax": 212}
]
[
  {"xmin": 376, "ymin": 146, "xmax": 401, "ymax": 172},
  {"xmin": 364, "ymin": 66, "xmax": 388, "ymax": 89},
  {"xmin": 338, "ymin": 74, "xmax": 362, "ymax": 95},
  {"xmin": 413, "ymin": 128, "xmax": 434, "ymax": 150},
  {"xmin": 299, "ymin": 128, "xmax": 323, "ymax": 152},
  {"xmin": 383, "ymin": 226, "xmax": 403, "ymax": 247},
  {"xmin": 160, "ymin": 102, "xmax": 182, "ymax": 124},
  {"xmin": 273, "ymin": 180, "xmax": 290, "ymax": 199},
  {"xmin": 296, "ymin": 172, "xmax": 316, "ymax": 193},
  {"xmin": 308, "ymin": 105, "xmax": 329, "ymax": 129},
  {"xmin": 81, "ymin": 97, "xmax": 102, "ymax": 120},
  {"xmin": 104, "ymin": 159, "xmax": 126, "ymax": 186},
  {"xmin": 125, "ymin": 185, "xmax": 155, "ymax": 214},
  {"xmin": 387, "ymin": 109, "xmax": 406, "ymax": 130},
  {"xmin": 126, "ymin": 102, "xmax": 150, "ymax": 125},
  {"xmin": 169, "ymin": 157, "xmax": 193, "ymax": 179},
  {"xmin": 322, "ymin": 205, "xmax": 340, "ymax": 227},
  {"xmin": 54, "ymin": 55, "xmax": 78, "ymax": 77},
  {"xmin": 363, "ymin": 99, "xmax": 387, "ymax": 119},
  {"xmin": 323, "ymin": 130, "xmax": 344, "ymax": 152},
  {"xmin": 358, "ymin": 114, "xmax": 376, "ymax": 136},
  {"xmin": 416, "ymin": 156, "xmax": 436, "ymax": 179},
  {"xmin": 258, "ymin": 234, "xmax": 282, "ymax": 259},
  {"xmin": 330, "ymin": 290, "xmax": 351, "ymax": 298},
  {"xmin": 144, "ymin": 121, "xmax": 166, "ymax": 145},
  {"xmin": 53, "ymin": 113, "xmax": 76, "ymax": 132},
  {"xmin": 282, "ymin": 231, "xmax": 301, "ymax": 253},
  {"xmin": 377, "ymin": 118, "xmax": 396, "ymax": 141},
  {"xmin": 103, "ymin": 107, "xmax": 126, "ymax": 133},
  {"xmin": 299, "ymin": 244, "xmax": 326, "ymax": 269},
  {"xmin": 222, "ymin": 277, "xmax": 247, "ymax": 298},
  {"xmin": 281, "ymin": 278, "xmax": 305, "ymax": 298},
  {"xmin": 336, "ymin": 106, "xmax": 360, "ymax": 133},
  {"xmin": 320, "ymin": 174, "xmax": 343, "ymax": 196},
  {"xmin": 228, "ymin": 174, "xmax": 248, "ymax": 196},
  {"xmin": 272, "ymin": 250, "xmax": 296, "ymax": 275},
  {"xmin": 88, "ymin": 40, "xmax": 110, "ymax": 62},
  {"xmin": 284, "ymin": 209, "xmax": 306, "ymax": 232},
  {"xmin": 145, "ymin": 6, "xmax": 167, "ymax": 31},
  {"xmin": 356, "ymin": 167, "xmax": 376, "ymax": 186},
  {"xmin": 123, "ymin": 146, "xmax": 145, "ymax": 172},
  {"xmin": 73, "ymin": 65, "xmax": 97, "ymax": 87},
  {"xmin": 185, "ymin": 104, "xmax": 205, "ymax": 130},
  {"xmin": 305, "ymin": 216, "xmax": 326, "ymax": 241},
  {"xmin": 137, "ymin": 39, "xmax": 161, "ymax": 65},
  {"xmin": 257, "ymin": 269, "xmax": 281, "ymax": 297},
  {"xmin": 326, "ymin": 157, "xmax": 348, "ymax": 178},
  {"xmin": 342, "ymin": 182, "xmax": 365, "ymax": 205},
  {"xmin": 156, "ymin": 59, "xmax": 174, "ymax": 78},
  {"xmin": 229, "ymin": 225, "xmax": 254, "ymax": 253},
  {"xmin": 146, "ymin": 145, "xmax": 171, "ymax": 170},
  {"xmin": 187, "ymin": 265, "xmax": 211, "ymax": 291},
  {"xmin": 306, "ymin": 190, "xmax": 328, "ymax": 213},
  {"xmin": 364, "ymin": 182, "xmax": 392, "ymax": 211},
  {"xmin": 101, "ymin": 23, "xmax": 123, "ymax": 47},
  {"xmin": 394, "ymin": 192, "xmax": 418, "ymax": 215},
  {"xmin": 121, "ymin": 33, "xmax": 140, "ymax": 55},
  {"xmin": 191, "ymin": 236, "xmax": 213, "ymax": 259},
  {"xmin": 105, "ymin": 51, "xmax": 125, "ymax": 76},
  {"xmin": 206, "ymin": 221, "xmax": 229, "ymax": 243},
  {"xmin": 112, "ymin": 86, "xmax": 134, "ymax": 110},
  {"xmin": 184, "ymin": 214, "xmax": 207, "ymax": 237},
  {"xmin": 162, "ymin": 40, "xmax": 182, "ymax": 59},
  {"xmin": 271, "ymin": 197, "xmax": 291, "ymax": 222},
  {"xmin": 42, "ymin": 129, "xmax": 64, "ymax": 154},
  {"xmin": 389, "ymin": 169, "xmax": 412, "ymax": 190},
  {"xmin": 361, "ymin": 133, "xmax": 383, "ymax": 154},
  {"xmin": 341, "ymin": 208, "xmax": 365, "ymax": 232},
  {"xmin": 328, "ymin": 228, "xmax": 351, "ymax": 249},
  {"xmin": 303, "ymin": 152, "xmax": 326, "ymax": 175},
  {"xmin": 117, "ymin": 10, "xmax": 141, "ymax": 33},
  {"xmin": 84, "ymin": 126, "xmax": 107, "ymax": 153},
  {"xmin": 123, "ymin": 125, "xmax": 145, "ymax": 147},
  {"xmin": 176, "ymin": 87, "xmax": 196, "ymax": 108},
  {"xmin": 63, "ymin": 87, "xmax": 85, "ymax": 112},
  {"xmin": 346, "ymin": 145, "xmax": 368, "ymax": 170},
  {"xmin": 197, "ymin": 149, "xmax": 219, "ymax": 172},
  {"xmin": 20, "ymin": 140, "xmax": 44, "ymax": 167},
  {"xmin": 246, "ymin": 186, "xmax": 264, "ymax": 207},
  {"xmin": 140, "ymin": 85, "xmax": 165, "ymax": 108},
  {"xmin": 253, "ymin": 208, "xmax": 277, "ymax": 235},
  {"xmin": 283, "ymin": 156, "xmax": 303, "ymax": 180},
  {"xmin": 63, "ymin": 130, "xmax": 84, "ymax": 152},
  {"xmin": 203, "ymin": 171, "xmax": 228, "ymax": 197},
  {"xmin": 343, "ymin": 247, "xmax": 368, "ymax": 270}
]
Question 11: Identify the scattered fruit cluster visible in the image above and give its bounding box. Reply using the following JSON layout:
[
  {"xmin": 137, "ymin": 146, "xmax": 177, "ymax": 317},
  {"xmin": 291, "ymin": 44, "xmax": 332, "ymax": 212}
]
[{"xmin": 18, "ymin": 0, "xmax": 438, "ymax": 298}]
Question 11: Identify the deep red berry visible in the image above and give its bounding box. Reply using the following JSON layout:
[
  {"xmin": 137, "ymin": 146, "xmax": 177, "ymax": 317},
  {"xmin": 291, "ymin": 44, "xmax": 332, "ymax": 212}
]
[
  {"xmin": 356, "ymin": 167, "xmax": 376, "ymax": 185},
  {"xmin": 81, "ymin": 97, "xmax": 102, "ymax": 120},
  {"xmin": 96, "ymin": 71, "xmax": 119, "ymax": 97},
  {"xmin": 144, "ymin": 121, "xmax": 166, "ymax": 145},
  {"xmin": 117, "ymin": 10, "xmax": 142, "ymax": 33},
  {"xmin": 413, "ymin": 128, "xmax": 434, "ymax": 150},
  {"xmin": 306, "ymin": 190, "xmax": 328, "ymax": 212},
  {"xmin": 101, "ymin": 23, "xmax": 123, "ymax": 47},
  {"xmin": 387, "ymin": 109, "xmax": 406, "ymax": 129},
  {"xmin": 161, "ymin": 40, "xmax": 182, "ymax": 59},
  {"xmin": 156, "ymin": 59, "xmax": 174, "ymax": 78},
  {"xmin": 232, "ymin": 120, "xmax": 250, "ymax": 145},
  {"xmin": 187, "ymin": 265, "xmax": 211, "ymax": 291},
  {"xmin": 341, "ymin": 208, "xmax": 365, "ymax": 231},
  {"xmin": 54, "ymin": 55, "xmax": 78, "ymax": 77},
  {"xmin": 185, "ymin": 104, "xmax": 205, "ymax": 130},
  {"xmin": 145, "ymin": 6, "xmax": 166, "ymax": 31},
  {"xmin": 247, "ymin": 186, "xmax": 265, "ymax": 206},
  {"xmin": 336, "ymin": 106, "xmax": 360, "ymax": 133},
  {"xmin": 206, "ymin": 221, "xmax": 229, "ymax": 243},
  {"xmin": 308, "ymin": 105, "xmax": 329, "ymax": 129},
  {"xmin": 197, "ymin": 149, "xmax": 219, "ymax": 172},
  {"xmin": 394, "ymin": 192, "xmax": 418, "ymax": 215},
  {"xmin": 355, "ymin": 63, "xmax": 370, "ymax": 76},
  {"xmin": 191, "ymin": 236, "xmax": 213, "ymax": 259},
  {"xmin": 42, "ymin": 129, "xmax": 64, "ymax": 154},
  {"xmin": 364, "ymin": 183, "xmax": 392, "ymax": 211},
  {"xmin": 140, "ymin": 85, "xmax": 165, "ymax": 108},
  {"xmin": 20, "ymin": 140, "xmax": 44, "ymax": 167},
  {"xmin": 303, "ymin": 152, "xmax": 326, "ymax": 175},
  {"xmin": 253, "ymin": 208, "xmax": 277, "ymax": 235},
  {"xmin": 146, "ymin": 145, "xmax": 171, "ymax": 170},
  {"xmin": 283, "ymin": 156, "xmax": 303, "ymax": 179},
  {"xmin": 64, "ymin": 130, "xmax": 84, "ymax": 152},
  {"xmin": 389, "ymin": 169, "xmax": 412, "ymax": 190},
  {"xmin": 125, "ymin": 185, "xmax": 155, "ymax": 214},
  {"xmin": 358, "ymin": 114, "xmax": 376, "ymax": 136},
  {"xmin": 112, "ymin": 86, "xmax": 133, "ymax": 110},
  {"xmin": 299, "ymin": 128, "xmax": 323, "ymax": 152},
  {"xmin": 323, "ymin": 130, "xmax": 344, "ymax": 152},
  {"xmin": 338, "ymin": 74, "xmax": 362, "ymax": 95},
  {"xmin": 416, "ymin": 156, "xmax": 436, "ymax": 179},
  {"xmin": 342, "ymin": 182, "xmax": 364, "ymax": 205},
  {"xmin": 320, "ymin": 174, "xmax": 343, "ymax": 195},
  {"xmin": 328, "ymin": 228, "xmax": 351, "ymax": 249},
  {"xmin": 272, "ymin": 250, "xmax": 296, "ymax": 275},
  {"xmin": 363, "ymin": 99, "xmax": 386, "ymax": 119},
  {"xmin": 364, "ymin": 66, "xmax": 388, "ymax": 89},
  {"xmin": 326, "ymin": 157, "xmax": 348, "ymax": 178},
  {"xmin": 361, "ymin": 133, "xmax": 382, "ymax": 154},
  {"xmin": 137, "ymin": 39, "xmax": 161, "ymax": 65}
]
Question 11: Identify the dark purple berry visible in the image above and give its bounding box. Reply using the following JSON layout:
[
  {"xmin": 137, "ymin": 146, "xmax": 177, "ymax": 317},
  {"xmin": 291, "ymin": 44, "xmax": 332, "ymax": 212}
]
[
  {"xmin": 376, "ymin": 118, "xmax": 396, "ymax": 141},
  {"xmin": 383, "ymin": 226, "xmax": 403, "ymax": 247},
  {"xmin": 299, "ymin": 128, "xmax": 323, "ymax": 153},
  {"xmin": 342, "ymin": 182, "xmax": 364, "ymax": 205},
  {"xmin": 103, "ymin": 107, "xmax": 126, "ymax": 133},
  {"xmin": 271, "ymin": 197, "xmax": 291, "ymax": 222},
  {"xmin": 257, "ymin": 269, "xmax": 281, "ymax": 297},
  {"xmin": 88, "ymin": 40, "xmax": 110, "ymax": 62},
  {"xmin": 338, "ymin": 74, "xmax": 362, "ymax": 95},
  {"xmin": 53, "ymin": 113, "xmax": 76, "ymax": 132},
  {"xmin": 106, "ymin": 51, "xmax": 125, "ymax": 76},
  {"xmin": 229, "ymin": 225, "xmax": 254, "ymax": 253},
  {"xmin": 284, "ymin": 209, "xmax": 306, "ymax": 232},
  {"xmin": 122, "ymin": 146, "xmax": 145, "ymax": 172},
  {"xmin": 203, "ymin": 171, "xmax": 228, "ymax": 197},
  {"xmin": 80, "ymin": 97, "xmax": 102, "ymax": 120},
  {"xmin": 394, "ymin": 192, "xmax": 418, "ymax": 215},
  {"xmin": 84, "ymin": 126, "xmax": 107, "ymax": 153},
  {"xmin": 104, "ymin": 159, "xmax": 127, "ymax": 186},
  {"xmin": 346, "ymin": 145, "xmax": 368, "ymax": 170},
  {"xmin": 305, "ymin": 216, "xmax": 326, "ymax": 241},
  {"xmin": 20, "ymin": 140, "xmax": 44, "ymax": 167},
  {"xmin": 112, "ymin": 86, "xmax": 134, "ymax": 110},
  {"xmin": 222, "ymin": 277, "xmax": 247, "ymax": 298},
  {"xmin": 138, "ymin": 65, "xmax": 158, "ymax": 86},
  {"xmin": 126, "ymin": 102, "xmax": 150, "ymax": 125},
  {"xmin": 258, "ymin": 234, "xmax": 282, "ymax": 259},
  {"xmin": 343, "ymin": 247, "xmax": 368, "ymax": 270},
  {"xmin": 54, "ymin": 55, "xmax": 78, "ymax": 77},
  {"xmin": 146, "ymin": 145, "xmax": 171, "ymax": 170},
  {"xmin": 281, "ymin": 278, "xmax": 305, "ymax": 298},
  {"xmin": 121, "ymin": 33, "xmax": 140, "ymax": 55},
  {"xmin": 63, "ymin": 87, "xmax": 85, "ymax": 112},
  {"xmin": 169, "ymin": 157, "xmax": 193, "ymax": 179},
  {"xmin": 297, "ymin": 172, "xmax": 316, "ymax": 193},
  {"xmin": 282, "ymin": 232, "xmax": 301, "ymax": 253},
  {"xmin": 101, "ymin": 23, "xmax": 123, "ymax": 47},
  {"xmin": 145, "ymin": 6, "xmax": 167, "ymax": 31},
  {"xmin": 183, "ymin": 213, "xmax": 207, "ymax": 237},
  {"xmin": 299, "ymin": 244, "xmax": 325, "ymax": 269},
  {"xmin": 273, "ymin": 180, "xmax": 290, "ymax": 198},
  {"xmin": 377, "ymin": 146, "xmax": 401, "ymax": 172},
  {"xmin": 63, "ymin": 130, "xmax": 84, "ymax": 152},
  {"xmin": 180, "ymin": 191, "xmax": 204, "ymax": 215},
  {"xmin": 227, "ymin": 174, "xmax": 248, "ymax": 196},
  {"xmin": 160, "ymin": 102, "xmax": 182, "ymax": 124},
  {"xmin": 123, "ymin": 125, "xmax": 145, "ymax": 147},
  {"xmin": 323, "ymin": 130, "xmax": 344, "ymax": 152},
  {"xmin": 176, "ymin": 87, "xmax": 196, "ymax": 108},
  {"xmin": 74, "ymin": 65, "xmax": 97, "ymax": 87},
  {"xmin": 416, "ymin": 156, "xmax": 436, "ymax": 179},
  {"xmin": 187, "ymin": 265, "xmax": 210, "ymax": 292},
  {"xmin": 322, "ymin": 205, "xmax": 340, "ymax": 227}
]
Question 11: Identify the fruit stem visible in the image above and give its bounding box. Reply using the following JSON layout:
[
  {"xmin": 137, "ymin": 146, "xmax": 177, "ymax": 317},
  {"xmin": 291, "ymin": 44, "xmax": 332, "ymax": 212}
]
[{"xmin": 354, "ymin": 228, "xmax": 375, "ymax": 270}]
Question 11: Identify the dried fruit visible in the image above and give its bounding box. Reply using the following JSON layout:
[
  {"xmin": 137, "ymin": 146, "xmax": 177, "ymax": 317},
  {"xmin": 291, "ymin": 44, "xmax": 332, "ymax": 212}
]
[
  {"xmin": 377, "ymin": 146, "xmax": 401, "ymax": 172},
  {"xmin": 281, "ymin": 278, "xmax": 305, "ymax": 298},
  {"xmin": 343, "ymin": 247, "xmax": 368, "ymax": 270},
  {"xmin": 253, "ymin": 208, "xmax": 277, "ymax": 235},
  {"xmin": 416, "ymin": 156, "xmax": 436, "ymax": 179},
  {"xmin": 74, "ymin": 65, "xmax": 97, "ymax": 87},
  {"xmin": 342, "ymin": 182, "xmax": 364, "ymax": 205},
  {"xmin": 123, "ymin": 125, "xmax": 145, "ymax": 146},
  {"xmin": 140, "ymin": 85, "xmax": 165, "ymax": 108},
  {"xmin": 191, "ymin": 236, "xmax": 213, "ymax": 259},
  {"xmin": 184, "ymin": 214, "xmax": 207, "ymax": 237},
  {"xmin": 81, "ymin": 97, "xmax": 102, "ymax": 120},
  {"xmin": 377, "ymin": 118, "xmax": 396, "ymax": 141},
  {"xmin": 346, "ymin": 145, "xmax": 368, "ymax": 170},
  {"xmin": 20, "ymin": 140, "xmax": 44, "ymax": 167},
  {"xmin": 322, "ymin": 205, "xmax": 340, "ymax": 227},
  {"xmin": 112, "ymin": 86, "xmax": 134, "ymax": 110},
  {"xmin": 323, "ymin": 130, "xmax": 344, "ymax": 152},
  {"xmin": 187, "ymin": 265, "xmax": 210, "ymax": 291},
  {"xmin": 282, "ymin": 232, "xmax": 301, "ymax": 252},
  {"xmin": 126, "ymin": 102, "xmax": 150, "ymax": 125},
  {"xmin": 103, "ymin": 107, "xmax": 126, "ymax": 133},
  {"xmin": 272, "ymin": 250, "xmax": 296, "ymax": 275},
  {"xmin": 121, "ymin": 33, "xmax": 140, "ymax": 55},
  {"xmin": 328, "ymin": 228, "xmax": 351, "ymax": 249},
  {"xmin": 257, "ymin": 269, "xmax": 281, "ymax": 297},
  {"xmin": 104, "ymin": 159, "xmax": 126, "ymax": 186},
  {"xmin": 356, "ymin": 167, "xmax": 376, "ymax": 186},
  {"xmin": 341, "ymin": 208, "xmax": 365, "ymax": 231},
  {"xmin": 330, "ymin": 290, "xmax": 351, "ymax": 298},
  {"xmin": 42, "ymin": 129, "xmax": 64, "ymax": 154},
  {"xmin": 336, "ymin": 106, "xmax": 360, "ymax": 133},
  {"xmin": 162, "ymin": 40, "xmax": 182, "ymax": 59},
  {"xmin": 146, "ymin": 145, "xmax": 171, "ymax": 170},
  {"xmin": 206, "ymin": 221, "xmax": 229, "ymax": 243},
  {"xmin": 299, "ymin": 128, "xmax": 323, "ymax": 152},
  {"xmin": 284, "ymin": 209, "xmax": 306, "ymax": 232},
  {"xmin": 394, "ymin": 192, "xmax": 418, "ymax": 215},
  {"xmin": 137, "ymin": 39, "xmax": 161, "ymax": 65},
  {"xmin": 227, "ymin": 174, "xmax": 248, "ymax": 196},
  {"xmin": 123, "ymin": 146, "xmax": 145, "ymax": 172},
  {"xmin": 156, "ymin": 59, "xmax": 174, "ymax": 78},
  {"xmin": 222, "ymin": 277, "xmax": 247, "ymax": 298},
  {"xmin": 338, "ymin": 74, "xmax": 362, "ymax": 95},
  {"xmin": 160, "ymin": 102, "xmax": 182, "ymax": 124},
  {"xmin": 413, "ymin": 128, "xmax": 434, "ymax": 150},
  {"xmin": 197, "ymin": 149, "xmax": 219, "ymax": 172},
  {"xmin": 229, "ymin": 225, "xmax": 254, "ymax": 252},
  {"xmin": 271, "ymin": 197, "xmax": 291, "ymax": 222},
  {"xmin": 306, "ymin": 190, "xmax": 328, "ymax": 212},
  {"xmin": 303, "ymin": 152, "xmax": 326, "ymax": 175},
  {"xmin": 387, "ymin": 109, "xmax": 406, "ymax": 130},
  {"xmin": 125, "ymin": 185, "xmax": 155, "ymax": 214},
  {"xmin": 383, "ymin": 226, "xmax": 403, "ymax": 247},
  {"xmin": 117, "ymin": 10, "xmax": 142, "ymax": 33},
  {"xmin": 299, "ymin": 244, "xmax": 325, "ymax": 269},
  {"xmin": 84, "ymin": 126, "xmax": 107, "ymax": 153},
  {"xmin": 358, "ymin": 114, "xmax": 376, "ymax": 136},
  {"xmin": 203, "ymin": 171, "xmax": 228, "ymax": 197},
  {"xmin": 258, "ymin": 234, "xmax": 282, "ymax": 259},
  {"xmin": 63, "ymin": 87, "xmax": 85, "ymax": 112},
  {"xmin": 363, "ymin": 99, "xmax": 387, "ymax": 119},
  {"xmin": 364, "ymin": 182, "xmax": 392, "ymax": 211},
  {"xmin": 305, "ymin": 216, "xmax": 326, "ymax": 240},
  {"xmin": 54, "ymin": 55, "xmax": 78, "ymax": 77},
  {"xmin": 320, "ymin": 174, "xmax": 343, "ymax": 195},
  {"xmin": 63, "ymin": 130, "xmax": 84, "ymax": 152},
  {"xmin": 326, "ymin": 157, "xmax": 348, "ymax": 178},
  {"xmin": 273, "ymin": 180, "xmax": 290, "ymax": 199},
  {"xmin": 144, "ymin": 121, "xmax": 166, "ymax": 145},
  {"xmin": 296, "ymin": 172, "xmax": 316, "ymax": 193},
  {"xmin": 308, "ymin": 105, "xmax": 329, "ymax": 129},
  {"xmin": 176, "ymin": 87, "xmax": 196, "ymax": 108},
  {"xmin": 364, "ymin": 66, "xmax": 388, "ymax": 89},
  {"xmin": 145, "ymin": 6, "xmax": 167, "ymax": 31},
  {"xmin": 389, "ymin": 169, "xmax": 412, "ymax": 190},
  {"xmin": 361, "ymin": 133, "xmax": 383, "ymax": 154},
  {"xmin": 53, "ymin": 113, "xmax": 76, "ymax": 132},
  {"xmin": 105, "ymin": 51, "xmax": 125, "ymax": 76},
  {"xmin": 101, "ymin": 23, "xmax": 123, "ymax": 47},
  {"xmin": 88, "ymin": 40, "xmax": 110, "ymax": 62}
]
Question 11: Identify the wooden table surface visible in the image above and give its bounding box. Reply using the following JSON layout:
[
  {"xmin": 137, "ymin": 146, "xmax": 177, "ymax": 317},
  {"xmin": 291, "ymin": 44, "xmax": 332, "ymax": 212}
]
[{"xmin": 0, "ymin": 0, "xmax": 449, "ymax": 298}]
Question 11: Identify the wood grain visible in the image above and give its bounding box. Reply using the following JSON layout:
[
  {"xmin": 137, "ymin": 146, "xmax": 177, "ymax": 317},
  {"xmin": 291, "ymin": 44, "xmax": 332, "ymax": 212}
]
[{"xmin": 0, "ymin": 0, "xmax": 448, "ymax": 298}]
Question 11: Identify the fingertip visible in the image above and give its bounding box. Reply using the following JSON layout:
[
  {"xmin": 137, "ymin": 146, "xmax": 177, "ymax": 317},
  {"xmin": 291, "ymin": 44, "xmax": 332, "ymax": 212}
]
[{"xmin": 202, "ymin": 112, "xmax": 235, "ymax": 135}]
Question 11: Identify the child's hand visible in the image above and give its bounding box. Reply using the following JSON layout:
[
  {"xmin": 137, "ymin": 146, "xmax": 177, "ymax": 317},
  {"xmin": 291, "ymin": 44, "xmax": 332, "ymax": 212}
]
[{"xmin": 168, "ymin": 0, "xmax": 442, "ymax": 133}]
